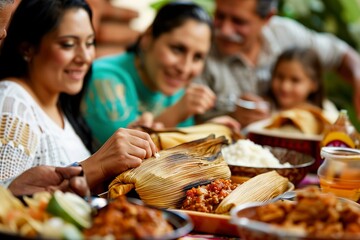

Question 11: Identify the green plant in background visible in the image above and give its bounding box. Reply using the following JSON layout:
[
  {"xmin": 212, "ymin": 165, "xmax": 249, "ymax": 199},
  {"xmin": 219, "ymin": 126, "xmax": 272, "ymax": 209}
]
[
  {"xmin": 150, "ymin": 0, "xmax": 214, "ymax": 14},
  {"xmin": 151, "ymin": 0, "xmax": 360, "ymax": 130}
]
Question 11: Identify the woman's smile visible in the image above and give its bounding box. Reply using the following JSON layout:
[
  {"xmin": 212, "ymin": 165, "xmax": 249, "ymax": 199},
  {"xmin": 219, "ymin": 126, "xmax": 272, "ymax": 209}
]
[{"xmin": 65, "ymin": 68, "xmax": 88, "ymax": 81}]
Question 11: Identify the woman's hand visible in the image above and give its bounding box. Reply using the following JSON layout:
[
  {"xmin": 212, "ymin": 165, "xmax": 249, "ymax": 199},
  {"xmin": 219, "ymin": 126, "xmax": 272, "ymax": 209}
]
[
  {"xmin": 154, "ymin": 84, "xmax": 216, "ymax": 127},
  {"xmin": 8, "ymin": 166, "xmax": 89, "ymax": 197},
  {"xmin": 231, "ymin": 93, "xmax": 271, "ymax": 127},
  {"xmin": 178, "ymin": 83, "xmax": 216, "ymax": 117},
  {"xmin": 81, "ymin": 128, "xmax": 157, "ymax": 191}
]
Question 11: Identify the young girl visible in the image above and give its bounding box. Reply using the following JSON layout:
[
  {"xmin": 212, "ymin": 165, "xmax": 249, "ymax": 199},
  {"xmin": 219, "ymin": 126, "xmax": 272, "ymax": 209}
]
[{"xmin": 268, "ymin": 47, "xmax": 338, "ymax": 120}]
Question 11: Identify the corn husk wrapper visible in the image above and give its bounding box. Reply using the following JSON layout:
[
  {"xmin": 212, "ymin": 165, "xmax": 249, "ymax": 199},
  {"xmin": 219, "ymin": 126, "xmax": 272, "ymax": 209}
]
[
  {"xmin": 215, "ymin": 171, "xmax": 289, "ymax": 214},
  {"xmin": 108, "ymin": 135, "xmax": 231, "ymax": 209},
  {"xmin": 265, "ymin": 105, "xmax": 331, "ymax": 135},
  {"xmin": 140, "ymin": 123, "xmax": 240, "ymax": 150}
]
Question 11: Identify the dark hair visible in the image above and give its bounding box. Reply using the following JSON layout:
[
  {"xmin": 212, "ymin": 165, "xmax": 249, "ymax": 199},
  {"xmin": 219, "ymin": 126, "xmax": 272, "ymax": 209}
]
[
  {"xmin": 256, "ymin": 0, "xmax": 278, "ymax": 18},
  {"xmin": 270, "ymin": 47, "xmax": 324, "ymax": 108},
  {"xmin": 0, "ymin": 0, "xmax": 94, "ymax": 152},
  {"xmin": 128, "ymin": 1, "xmax": 212, "ymax": 52}
]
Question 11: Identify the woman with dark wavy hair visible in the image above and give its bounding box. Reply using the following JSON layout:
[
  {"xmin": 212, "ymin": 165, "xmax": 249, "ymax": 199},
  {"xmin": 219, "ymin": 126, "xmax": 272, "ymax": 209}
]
[{"xmin": 0, "ymin": 0, "xmax": 157, "ymax": 194}]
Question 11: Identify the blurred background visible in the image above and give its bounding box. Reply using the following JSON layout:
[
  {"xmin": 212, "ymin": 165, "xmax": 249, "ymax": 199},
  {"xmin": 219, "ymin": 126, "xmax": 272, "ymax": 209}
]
[{"xmin": 112, "ymin": 0, "xmax": 360, "ymax": 130}]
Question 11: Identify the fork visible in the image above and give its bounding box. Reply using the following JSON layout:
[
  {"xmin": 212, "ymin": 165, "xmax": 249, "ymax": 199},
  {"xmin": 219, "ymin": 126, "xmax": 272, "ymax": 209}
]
[{"xmin": 264, "ymin": 191, "xmax": 296, "ymax": 204}]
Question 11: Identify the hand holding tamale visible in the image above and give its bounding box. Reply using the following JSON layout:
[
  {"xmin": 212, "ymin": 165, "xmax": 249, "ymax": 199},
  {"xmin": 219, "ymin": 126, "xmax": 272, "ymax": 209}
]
[{"xmin": 108, "ymin": 135, "xmax": 231, "ymax": 209}]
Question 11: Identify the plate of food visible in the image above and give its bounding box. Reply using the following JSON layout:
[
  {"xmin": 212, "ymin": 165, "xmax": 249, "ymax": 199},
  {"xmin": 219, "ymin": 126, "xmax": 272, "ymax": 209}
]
[
  {"xmin": 171, "ymin": 172, "xmax": 294, "ymax": 237},
  {"xmin": 230, "ymin": 187, "xmax": 360, "ymax": 240},
  {"xmin": 105, "ymin": 136, "xmax": 293, "ymax": 237},
  {"xmin": 0, "ymin": 187, "xmax": 193, "ymax": 240}
]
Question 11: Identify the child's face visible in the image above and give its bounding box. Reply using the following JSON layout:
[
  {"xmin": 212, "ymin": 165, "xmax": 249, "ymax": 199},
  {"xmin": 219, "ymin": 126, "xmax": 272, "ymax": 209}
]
[{"xmin": 271, "ymin": 60, "xmax": 318, "ymax": 110}]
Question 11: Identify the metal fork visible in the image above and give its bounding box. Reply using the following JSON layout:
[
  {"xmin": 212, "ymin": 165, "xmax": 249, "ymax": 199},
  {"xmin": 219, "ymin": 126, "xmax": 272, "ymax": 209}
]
[{"xmin": 264, "ymin": 191, "xmax": 296, "ymax": 204}]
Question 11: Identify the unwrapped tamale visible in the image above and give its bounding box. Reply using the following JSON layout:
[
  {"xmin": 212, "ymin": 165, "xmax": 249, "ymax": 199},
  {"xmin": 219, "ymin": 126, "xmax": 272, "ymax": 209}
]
[{"xmin": 108, "ymin": 135, "xmax": 231, "ymax": 209}]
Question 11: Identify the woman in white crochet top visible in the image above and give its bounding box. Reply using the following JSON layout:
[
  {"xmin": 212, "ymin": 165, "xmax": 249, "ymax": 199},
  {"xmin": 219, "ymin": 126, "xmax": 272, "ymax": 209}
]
[{"xmin": 0, "ymin": 0, "xmax": 157, "ymax": 194}]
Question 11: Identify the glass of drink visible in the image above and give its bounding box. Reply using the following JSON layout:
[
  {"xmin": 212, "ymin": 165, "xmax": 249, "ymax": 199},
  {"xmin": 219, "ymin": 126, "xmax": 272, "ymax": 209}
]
[{"xmin": 318, "ymin": 147, "xmax": 360, "ymax": 202}]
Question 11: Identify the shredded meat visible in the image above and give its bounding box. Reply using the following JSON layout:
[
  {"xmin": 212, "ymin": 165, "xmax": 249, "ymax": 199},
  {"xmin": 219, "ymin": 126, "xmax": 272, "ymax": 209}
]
[
  {"xmin": 181, "ymin": 179, "xmax": 238, "ymax": 213},
  {"xmin": 254, "ymin": 187, "xmax": 360, "ymax": 238},
  {"xmin": 83, "ymin": 196, "xmax": 173, "ymax": 239}
]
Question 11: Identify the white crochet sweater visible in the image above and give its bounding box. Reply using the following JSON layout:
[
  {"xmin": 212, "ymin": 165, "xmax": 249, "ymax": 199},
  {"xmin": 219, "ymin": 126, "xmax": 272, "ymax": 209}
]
[{"xmin": 0, "ymin": 81, "xmax": 91, "ymax": 187}]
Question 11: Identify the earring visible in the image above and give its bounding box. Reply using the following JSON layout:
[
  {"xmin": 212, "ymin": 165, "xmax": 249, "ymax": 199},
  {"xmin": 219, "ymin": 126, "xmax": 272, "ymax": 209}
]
[{"xmin": 23, "ymin": 56, "xmax": 30, "ymax": 62}]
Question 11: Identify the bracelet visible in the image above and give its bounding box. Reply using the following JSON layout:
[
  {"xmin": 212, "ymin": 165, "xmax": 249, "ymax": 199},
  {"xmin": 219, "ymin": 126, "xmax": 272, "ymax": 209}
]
[{"xmin": 68, "ymin": 162, "xmax": 81, "ymax": 167}]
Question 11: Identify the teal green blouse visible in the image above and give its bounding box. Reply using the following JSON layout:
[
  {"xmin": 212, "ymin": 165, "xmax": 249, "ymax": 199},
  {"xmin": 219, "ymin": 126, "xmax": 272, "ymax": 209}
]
[{"xmin": 82, "ymin": 52, "xmax": 194, "ymax": 145}]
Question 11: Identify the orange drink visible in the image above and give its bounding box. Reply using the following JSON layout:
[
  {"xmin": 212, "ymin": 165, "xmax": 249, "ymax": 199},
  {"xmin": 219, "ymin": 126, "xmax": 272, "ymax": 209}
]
[
  {"xmin": 318, "ymin": 147, "xmax": 360, "ymax": 202},
  {"xmin": 319, "ymin": 177, "xmax": 360, "ymax": 202}
]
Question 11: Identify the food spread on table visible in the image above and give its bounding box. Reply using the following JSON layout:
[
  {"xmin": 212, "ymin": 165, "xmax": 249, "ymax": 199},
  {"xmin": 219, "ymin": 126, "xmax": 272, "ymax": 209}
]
[
  {"xmin": 0, "ymin": 187, "xmax": 185, "ymax": 239},
  {"xmin": 233, "ymin": 187, "xmax": 360, "ymax": 239},
  {"xmin": 83, "ymin": 196, "xmax": 174, "ymax": 239},
  {"xmin": 1, "ymin": 124, "xmax": 360, "ymax": 239},
  {"xmin": 181, "ymin": 179, "xmax": 239, "ymax": 213},
  {"xmin": 181, "ymin": 171, "xmax": 289, "ymax": 214},
  {"xmin": 108, "ymin": 135, "xmax": 231, "ymax": 208},
  {"xmin": 0, "ymin": 188, "xmax": 87, "ymax": 239}
]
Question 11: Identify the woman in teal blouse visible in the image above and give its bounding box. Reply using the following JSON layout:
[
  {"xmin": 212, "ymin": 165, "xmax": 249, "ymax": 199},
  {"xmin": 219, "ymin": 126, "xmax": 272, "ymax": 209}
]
[{"xmin": 82, "ymin": 1, "xmax": 239, "ymax": 146}]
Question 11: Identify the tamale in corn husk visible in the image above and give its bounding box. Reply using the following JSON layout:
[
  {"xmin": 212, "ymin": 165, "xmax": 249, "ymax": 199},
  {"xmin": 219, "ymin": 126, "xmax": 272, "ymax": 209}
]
[
  {"xmin": 265, "ymin": 105, "xmax": 332, "ymax": 135},
  {"xmin": 140, "ymin": 123, "xmax": 241, "ymax": 150},
  {"xmin": 108, "ymin": 135, "xmax": 231, "ymax": 209},
  {"xmin": 215, "ymin": 171, "xmax": 289, "ymax": 214}
]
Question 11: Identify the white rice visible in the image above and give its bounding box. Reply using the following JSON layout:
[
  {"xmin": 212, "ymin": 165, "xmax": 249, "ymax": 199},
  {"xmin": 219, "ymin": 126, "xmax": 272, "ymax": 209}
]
[{"xmin": 222, "ymin": 139, "xmax": 292, "ymax": 168}]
